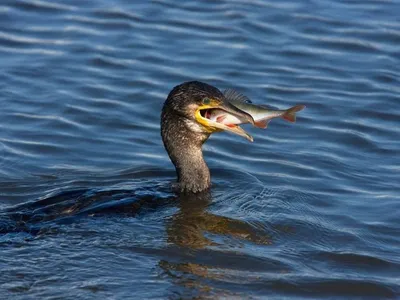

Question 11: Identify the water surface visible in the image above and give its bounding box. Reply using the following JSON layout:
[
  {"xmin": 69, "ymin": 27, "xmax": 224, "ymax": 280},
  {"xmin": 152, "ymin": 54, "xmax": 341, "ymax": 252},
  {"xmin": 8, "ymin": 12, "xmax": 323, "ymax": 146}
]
[{"xmin": 0, "ymin": 0, "xmax": 399, "ymax": 298}]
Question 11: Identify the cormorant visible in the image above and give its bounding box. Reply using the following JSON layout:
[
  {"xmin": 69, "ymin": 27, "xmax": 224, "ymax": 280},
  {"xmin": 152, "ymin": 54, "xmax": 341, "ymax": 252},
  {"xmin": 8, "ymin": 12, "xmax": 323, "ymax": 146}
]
[
  {"xmin": 161, "ymin": 81, "xmax": 254, "ymax": 193},
  {"xmin": 0, "ymin": 81, "xmax": 257, "ymax": 234}
]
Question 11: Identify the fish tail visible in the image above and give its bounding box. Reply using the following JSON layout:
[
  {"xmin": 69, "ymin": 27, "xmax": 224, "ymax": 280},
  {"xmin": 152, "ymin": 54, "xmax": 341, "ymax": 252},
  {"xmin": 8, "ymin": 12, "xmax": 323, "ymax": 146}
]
[{"xmin": 282, "ymin": 105, "xmax": 306, "ymax": 123}]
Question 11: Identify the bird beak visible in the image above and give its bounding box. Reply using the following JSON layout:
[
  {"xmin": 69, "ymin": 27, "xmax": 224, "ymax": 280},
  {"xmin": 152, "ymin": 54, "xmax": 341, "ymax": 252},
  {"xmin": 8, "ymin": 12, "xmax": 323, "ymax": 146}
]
[{"xmin": 195, "ymin": 99, "xmax": 255, "ymax": 142}]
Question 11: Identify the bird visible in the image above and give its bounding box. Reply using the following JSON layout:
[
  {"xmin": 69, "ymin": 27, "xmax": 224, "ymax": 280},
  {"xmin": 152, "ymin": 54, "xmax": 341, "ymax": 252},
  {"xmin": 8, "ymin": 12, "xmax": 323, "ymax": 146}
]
[
  {"xmin": 0, "ymin": 81, "xmax": 257, "ymax": 234},
  {"xmin": 161, "ymin": 81, "xmax": 254, "ymax": 193}
]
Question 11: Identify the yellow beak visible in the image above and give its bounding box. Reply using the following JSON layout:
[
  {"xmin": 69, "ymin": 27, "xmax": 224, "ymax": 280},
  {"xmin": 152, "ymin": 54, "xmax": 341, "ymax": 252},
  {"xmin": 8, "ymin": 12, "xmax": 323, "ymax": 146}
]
[{"xmin": 195, "ymin": 99, "xmax": 255, "ymax": 142}]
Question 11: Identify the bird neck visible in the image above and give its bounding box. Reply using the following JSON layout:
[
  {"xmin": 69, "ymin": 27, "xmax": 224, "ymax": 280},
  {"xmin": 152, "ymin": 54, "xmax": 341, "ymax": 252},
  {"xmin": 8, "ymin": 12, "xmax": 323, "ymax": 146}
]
[
  {"xmin": 175, "ymin": 144, "xmax": 210, "ymax": 193},
  {"xmin": 161, "ymin": 118, "xmax": 211, "ymax": 193}
]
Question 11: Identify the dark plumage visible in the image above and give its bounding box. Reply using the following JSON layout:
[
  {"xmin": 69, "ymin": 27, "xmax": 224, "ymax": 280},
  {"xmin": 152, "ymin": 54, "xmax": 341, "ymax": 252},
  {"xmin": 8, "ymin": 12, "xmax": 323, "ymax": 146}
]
[
  {"xmin": 161, "ymin": 82, "xmax": 218, "ymax": 193},
  {"xmin": 161, "ymin": 81, "xmax": 254, "ymax": 193}
]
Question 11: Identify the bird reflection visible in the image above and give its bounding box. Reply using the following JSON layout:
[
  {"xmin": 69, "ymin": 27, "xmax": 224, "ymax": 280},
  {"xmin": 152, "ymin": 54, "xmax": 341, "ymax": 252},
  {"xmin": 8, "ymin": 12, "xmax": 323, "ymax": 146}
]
[
  {"xmin": 161, "ymin": 190, "xmax": 271, "ymax": 296},
  {"xmin": 1, "ymin": 182, "xmax": 271, "ymax": 298},
  {"xmin": 167, "ymin": 190, "xmax": 271, "ymax": 248}
]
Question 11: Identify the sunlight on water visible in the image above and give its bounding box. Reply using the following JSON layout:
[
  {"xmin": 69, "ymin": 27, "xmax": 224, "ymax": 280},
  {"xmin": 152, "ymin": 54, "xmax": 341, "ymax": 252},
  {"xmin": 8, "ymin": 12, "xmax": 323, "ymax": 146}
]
[{"xmin": 0, "ymin": 0, "xmax": 399, "ymax": 298}]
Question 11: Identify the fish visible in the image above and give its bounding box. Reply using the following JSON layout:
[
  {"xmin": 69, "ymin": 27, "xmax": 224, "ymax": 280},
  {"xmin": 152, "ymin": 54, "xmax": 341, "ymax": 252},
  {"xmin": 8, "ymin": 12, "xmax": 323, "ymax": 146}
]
[{"xmin": 205, "ymin": 89, "xmax": 306, "ymax": 129}]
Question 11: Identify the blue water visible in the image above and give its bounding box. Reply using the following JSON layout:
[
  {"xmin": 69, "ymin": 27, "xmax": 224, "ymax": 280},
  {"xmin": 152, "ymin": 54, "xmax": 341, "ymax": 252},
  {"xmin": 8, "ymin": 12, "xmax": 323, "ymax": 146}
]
[{"xmin": 1, "ymin": 0, "xmax": 399, "ymax": 298}]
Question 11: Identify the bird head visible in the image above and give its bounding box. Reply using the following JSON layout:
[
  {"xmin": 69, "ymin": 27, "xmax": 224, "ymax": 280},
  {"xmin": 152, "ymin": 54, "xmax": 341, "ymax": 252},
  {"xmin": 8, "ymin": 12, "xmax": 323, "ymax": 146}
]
[{"xmin": 162, "ymin": 81, "xmax": 254, "ymax": 141}]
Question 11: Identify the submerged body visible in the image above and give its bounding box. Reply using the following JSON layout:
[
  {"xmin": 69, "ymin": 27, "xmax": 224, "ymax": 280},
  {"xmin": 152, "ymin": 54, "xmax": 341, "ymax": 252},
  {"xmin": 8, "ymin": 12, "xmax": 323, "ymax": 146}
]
[{"xmin": 205, "ymin": 89, "xmax": 305, "ymax": 129}]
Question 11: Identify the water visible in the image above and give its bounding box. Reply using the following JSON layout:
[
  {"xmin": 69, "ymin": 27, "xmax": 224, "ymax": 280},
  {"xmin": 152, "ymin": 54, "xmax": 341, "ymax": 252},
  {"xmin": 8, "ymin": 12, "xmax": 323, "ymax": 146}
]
[{"xmin": 0, "ymin": 0, "xmax": 399, "ymax": 298}]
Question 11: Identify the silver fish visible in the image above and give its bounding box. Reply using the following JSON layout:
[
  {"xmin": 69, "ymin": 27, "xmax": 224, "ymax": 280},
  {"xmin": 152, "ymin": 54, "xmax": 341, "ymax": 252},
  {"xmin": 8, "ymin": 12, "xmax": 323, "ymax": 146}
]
[{"xmin": 205, "ymin": 89, "xmax": 305, "ymax": 129}]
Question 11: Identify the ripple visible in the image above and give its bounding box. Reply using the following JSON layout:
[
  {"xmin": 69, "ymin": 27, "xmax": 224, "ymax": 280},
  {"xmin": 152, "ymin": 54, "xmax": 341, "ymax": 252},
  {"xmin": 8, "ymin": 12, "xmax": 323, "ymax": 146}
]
[
  {"xmin": 65, "ymin": 15, "xmax": 133, "ymax": 31},
  {"xmin": 0, "ymin": 45, "xmax": 64, "ymax": 56},
  {"xmin": 0, "ymin": 31, "xmax": 71, "ymax": 45},
  {"xmin": 313, "ymin": 250, "xmax": 399, "ymax": 271},
  {"xmin": 89, "ymin": 55, "xmax": 132, "ymax": 70},
  {"xmin": 12, "ymin": 0, "xmax": 77, "ymax": 13},
  {"xmin": 63, "ymin": 25, "xmax": 105, "ymax": 36},
  {"xmin": 0, "ymin": 141, "xmax": 5, "ymax": 168},
  {"xmin": 294, "ymin": 13, "xmax": 355, "ymax": 27},
  {"xmin": 10, "ymin": 113, "xmax": 85, "ymax": 129},
  {"xmin": 265, "ymin": 277, "xmax": 397, "ymax": 298},
  {"xmin": 0, "ymin": 0, "xmax": 399, "ymax": 298},
  {"xmin": 92, "ymin": 8, "xmax": 143, "ymax": 23}
]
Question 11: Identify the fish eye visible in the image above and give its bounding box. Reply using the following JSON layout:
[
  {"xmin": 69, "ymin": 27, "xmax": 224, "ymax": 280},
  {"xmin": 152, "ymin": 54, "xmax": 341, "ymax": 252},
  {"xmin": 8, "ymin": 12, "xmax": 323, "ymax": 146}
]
[{"xmin": 202, "ymin": 97, "xmax": 211, "ymax": 105}]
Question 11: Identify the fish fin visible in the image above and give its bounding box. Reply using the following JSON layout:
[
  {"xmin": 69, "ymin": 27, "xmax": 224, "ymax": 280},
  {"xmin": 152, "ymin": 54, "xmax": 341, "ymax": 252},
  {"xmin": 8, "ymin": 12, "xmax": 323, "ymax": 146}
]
[
  {"xmin": 216, "ymin": 115, "xmax": 226, "ymax": 123},
  {"xmin": 255, "ymin": 119, "xmax": 271, "ymax": 129},
  {"xmin": 282, "ymin": 105, "xmax": 306, "ymax": 123},
  {"xmin": 223, "ymin": 89, "xmax": 252, "ymax": 103}
]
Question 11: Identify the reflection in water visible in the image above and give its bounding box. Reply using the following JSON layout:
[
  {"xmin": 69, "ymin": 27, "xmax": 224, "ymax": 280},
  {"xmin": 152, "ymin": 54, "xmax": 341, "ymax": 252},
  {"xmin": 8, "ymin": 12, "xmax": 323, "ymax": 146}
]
[
  {"xmin": 1, "ymin": 186, "xmax": 273, "ymax": 296},
  {"xmin": 167, "ymin": 191, "xmax": 271, "ymax": 248},
  {"xmin": 1, "ymin": 183, "xmax": 271, "ymax": 247},
  {"xmin": 1, "ymin": 182, "xmax": 273, "ymax": 298},
  {"xmin": 162, "ymin": 190, "xmax": 272, "ymax": 296}
]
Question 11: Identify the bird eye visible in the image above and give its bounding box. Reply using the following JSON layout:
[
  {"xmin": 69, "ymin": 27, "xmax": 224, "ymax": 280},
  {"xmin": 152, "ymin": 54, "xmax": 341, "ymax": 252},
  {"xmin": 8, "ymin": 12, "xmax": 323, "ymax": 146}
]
[{"xmin": 203, "ymin": 98, "xmax": 211, "ymax": 105}]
